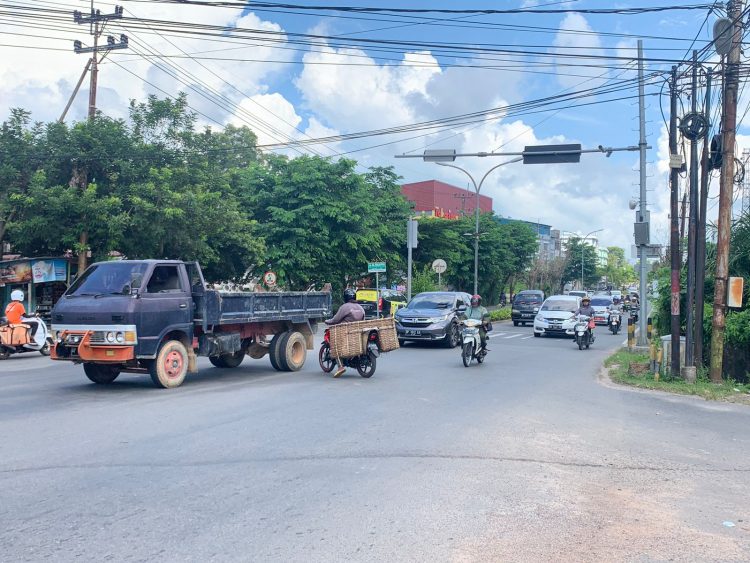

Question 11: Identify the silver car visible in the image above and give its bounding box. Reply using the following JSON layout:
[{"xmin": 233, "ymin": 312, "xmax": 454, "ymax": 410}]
[
  {"xmin": 533, "ymin": 295, "xmax": 581, "ymax": 338},
  {"xmin": 590, "ymin": 296, "xmax": 614, "ymax": 325}
]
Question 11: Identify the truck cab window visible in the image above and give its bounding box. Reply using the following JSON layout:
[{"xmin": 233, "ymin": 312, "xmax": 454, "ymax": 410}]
[{"xmin": 146, "ymin": 266, "xmax": 184, "ymax": 294}]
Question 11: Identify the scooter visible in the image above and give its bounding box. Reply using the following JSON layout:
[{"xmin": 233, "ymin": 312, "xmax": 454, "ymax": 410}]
[
  {"xmin": 0, "ymin": 314, "xmax": 54, "ymax": 359},
  {"xmin": 318, "ymin": 328, "xmax": 378, "ymax": 378},
  {"xmin": 574, "ymin": 315, "xmax": 596, "ymax": 350},
  {"xmin": 609, "ymin": 311, "xmax": 621, "ymax": 335},
  {"xmin": 460, "ymin": 318, "xmax": 488, "ymax": 367}
]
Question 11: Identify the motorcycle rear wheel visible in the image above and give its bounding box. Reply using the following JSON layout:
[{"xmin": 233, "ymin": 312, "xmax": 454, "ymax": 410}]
[
  {"xmin": 462, "ymin": 342, "xmax": 473, "ymax": 367},
  {"xmin": 577, "ymin": 336, "xmax": 584, "ymax": 350},
  {"xmin": 356, "ymin": 351, "xmax": 376, "ymax": 378}
]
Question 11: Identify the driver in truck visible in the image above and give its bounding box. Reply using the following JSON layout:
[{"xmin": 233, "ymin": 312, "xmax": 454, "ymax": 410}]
[{"xmin": 325, "ymin": 288, "xmax": 365, "ymax": 377}]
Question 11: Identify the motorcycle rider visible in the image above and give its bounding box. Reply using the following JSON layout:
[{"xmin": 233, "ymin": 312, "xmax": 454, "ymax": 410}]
[
  {"xmin": 574, "ymin": 296, "xmax": 597, "ymax": 339},
  {"xmin": 325, "ymin": 288, "xmax": 366, "ymax": 378},
  {"xmin": 608, "ymin": 297, "xmax": 622, "ymax": 330},
  {"xmin": 464, "ymin": 294, "xmax": 490, "ymax": 351},
  {"xmin": 5, "ymin": 290, "xmax": 26, "ymax": 325}
]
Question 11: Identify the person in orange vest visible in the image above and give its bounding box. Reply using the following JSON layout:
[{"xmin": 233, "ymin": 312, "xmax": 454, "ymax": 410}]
[{"xmin": 5, "ymin": 290, "xmax": 26, "ymax": 325}]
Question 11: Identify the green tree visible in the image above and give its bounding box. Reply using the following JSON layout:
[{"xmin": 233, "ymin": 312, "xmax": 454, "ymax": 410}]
[{"xmin": 563, "ymin": 237, "xmax": 600, "ymax": 289}]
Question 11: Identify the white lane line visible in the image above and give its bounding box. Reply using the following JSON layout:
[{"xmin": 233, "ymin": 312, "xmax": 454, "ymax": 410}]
[
  {"xmin": 522, "ymin": 336, "xmax": 534, "ymax": 340},
  {"xmin": 489, "ymin": 332, "xmax": 506, "ymax": 337},
  {"xmin": 503, "ymin": 334, "xmax": 523, "ymax": 339}
]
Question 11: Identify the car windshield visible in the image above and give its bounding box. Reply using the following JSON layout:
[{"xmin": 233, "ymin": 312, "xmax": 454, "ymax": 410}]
[
  {"xmin": 516, "ymin": 294, "xmax": 542, "ymax": 303},
  {"xmin": 67, "ymin": 262, "xmax": 150, "ymax": 296},
  {"xmin": 408, "ymin": 294, "xmax": 454, "ymax": 309},
  {"xmin": 591, "ymin": 298, "xmax": 612, "ymax": 306},
  {"xmin": 541, "ymin": 299, "xmax": 578, "ymax": 312}
]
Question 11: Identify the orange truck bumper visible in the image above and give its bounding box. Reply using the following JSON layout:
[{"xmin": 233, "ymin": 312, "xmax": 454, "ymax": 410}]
[{"xmin": 51, "ymin": 330, "xmax": 135, "ymax": 363}]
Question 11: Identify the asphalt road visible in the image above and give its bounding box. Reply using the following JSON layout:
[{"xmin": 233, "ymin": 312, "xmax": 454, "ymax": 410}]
[{"xmin": 1, "ymin": 322, "xmax": 749, "ymax": 562}]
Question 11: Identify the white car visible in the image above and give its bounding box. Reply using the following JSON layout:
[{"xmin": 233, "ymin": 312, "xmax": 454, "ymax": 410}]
[
  {"xmin": 590, "ymin": 296, "xmax": 614, "ymax": 325},
  {"xmin": 533, "ymin": 295, "xmax": 581, "ymax": 338}
]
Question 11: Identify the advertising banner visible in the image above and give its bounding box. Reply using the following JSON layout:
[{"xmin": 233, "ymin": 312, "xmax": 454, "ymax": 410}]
[
  {"xmin": 31, "ymin": 260, "xmax": 68, "ymax": 283},
  {"xmin": 0, "ymin": 262, "xmax": 32, "ymax": 285}
]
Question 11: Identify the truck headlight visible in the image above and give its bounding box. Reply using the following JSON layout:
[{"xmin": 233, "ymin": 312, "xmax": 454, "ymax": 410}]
[
  {"xmin": 106, "ymin": 332, "xmax": 116, "ymax": 343},
  {"xmin": 115, "ymin": 332, "xmax": 124, "ymax": 343}
]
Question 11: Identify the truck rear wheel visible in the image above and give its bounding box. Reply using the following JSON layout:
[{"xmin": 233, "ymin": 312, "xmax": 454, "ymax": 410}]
[
  {"xmin": 268, "ymin": 333, "xmax": 284, "ymax": 371},
  {"xmin": 83, "ymin": 363, "xmax": 120, "ymax": 384},
  {"xmin": 278, "ymin": 331, "xmax": 307, "ymax": 372},
  {"xmin": 208, "ymin": 351, "xmax": 244, "ymax": 369},
  {"xmin": 150, "ymin": 340, "xmax": 188, "ymax": 388}
]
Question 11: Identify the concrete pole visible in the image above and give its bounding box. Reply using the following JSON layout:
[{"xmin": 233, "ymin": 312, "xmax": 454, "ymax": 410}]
[
  {"xmin": 685, "ymin": 50, "xmax": 699, "ymax": 364},
  {"xmin": 474, "ymin": 188, "xmax": 480, "ymax": 295},
  {"xmin": 669, "ymin": 66, "xmax": 681, "ymax": 377},
  {"xmin": 710, "ymin": 0, "xmax": 744, "ymax": 383},
  {"xmin": 637, "ymin": 40, "xmax": 649, "ymax": 346}
]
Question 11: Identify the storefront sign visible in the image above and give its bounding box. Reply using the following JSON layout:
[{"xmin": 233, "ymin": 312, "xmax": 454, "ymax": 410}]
[
  {"xmin": 31, "ymin": 260, "xmax": 68, "ymax": 283},
  {"xmin": 0, "ymin": 261, "xmax": 32, "ymax": 285}
]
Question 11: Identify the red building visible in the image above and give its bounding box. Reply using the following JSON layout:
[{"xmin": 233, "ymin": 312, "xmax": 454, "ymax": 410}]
[{"xmin": 401, "ymin": 180, "xmax": 493, "ymax": 218}]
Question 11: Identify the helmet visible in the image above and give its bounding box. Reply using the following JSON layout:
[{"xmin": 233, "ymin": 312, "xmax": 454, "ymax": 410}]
[
  {"xmin": 613, "ymin": 297, "xmax": 620, "ymax": 303},
  {"xmin": 471, "ymin": 294, "xmax": 481, "ymax": 306},
  {"xmin": 343, "ymin": 288, "xmax": 356, "ymax": 303},
  {"xmin": 11, "ymin": 290, "xmax": 24, "ymax": 302}
]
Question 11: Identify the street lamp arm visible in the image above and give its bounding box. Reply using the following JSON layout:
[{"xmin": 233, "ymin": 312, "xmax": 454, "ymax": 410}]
[
  {"xmin": 435, "ymin": 162, "xmax": 478, "ymax": 192},
  {"xmin": 478, "ymin": 156, "xmax": 524, "ymax": 191}
]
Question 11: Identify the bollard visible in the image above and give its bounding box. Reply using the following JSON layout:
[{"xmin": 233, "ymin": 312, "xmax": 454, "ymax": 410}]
[
  {"xmin": 655, "ymin": 347, "xmax": 662, "ymax": 380},
  {"xmin": 647, "ymin": 316, "xmax": 653, "ymax": 341},
  {"xmin": 649, "ymin": 341, "xmax": 657, "ymax": 372},
  {"xmin": 627, "ymin": 316, "xmax": 635, "ymax": 350}
]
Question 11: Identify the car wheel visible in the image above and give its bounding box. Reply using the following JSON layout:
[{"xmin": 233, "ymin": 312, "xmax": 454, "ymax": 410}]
[
  {"xmin": 533, "ymin": 332, "xmax": 540, "ymax": 337},
  {"xmin": 513, "ymin": 321, "xmax": 518, "ymax": 327},
  {"xmin": 444, "ymin": 323, "xmax": 459, "ymax": 348},
  {"xmin": 398, "ymin": 338, "xmax": 406, "ymax": 346}
]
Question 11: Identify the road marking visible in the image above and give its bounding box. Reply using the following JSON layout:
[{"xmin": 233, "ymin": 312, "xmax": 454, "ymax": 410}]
[
  {"xmin": 522, "ymin": 336, "xmax": 534, "ymax": 340},
  {"xmin": 489, "ymin": 332, "xmax": 506, "ymax": 337},
  {"xmin": 503, "ymin": 334, "xmax": 523, "ymax": 339}
]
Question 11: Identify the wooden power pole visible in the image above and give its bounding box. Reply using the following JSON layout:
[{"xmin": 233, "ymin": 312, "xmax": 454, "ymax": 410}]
[{"xmin": 710, "ymin": 0, "xmax": 744, "ymax": 383}]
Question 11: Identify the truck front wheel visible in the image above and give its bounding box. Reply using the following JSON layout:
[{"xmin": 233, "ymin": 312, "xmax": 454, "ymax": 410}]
[
  {"xmin": 83, "ymin": 363, "xmax": 120, "ymax": 384},
  {"xmin": 150, "ymin": 340, "xmax": 188, "ymax": 388}
]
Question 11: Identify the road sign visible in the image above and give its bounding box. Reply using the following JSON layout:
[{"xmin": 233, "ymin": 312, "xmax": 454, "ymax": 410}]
[
  {"xmin": 432, "ymin": 259, "xmax": 447, "ymax": 274},
  {"xmin": 522, "ymin": 143, "xmax": 582, "ymax": 164},
  {"xmin": 263, "ymin": 271, "xmax": 277, "ymax": 286},
  {"xmin": 368, "ymin": 262, "xmax": 386, "ymax": 273}
]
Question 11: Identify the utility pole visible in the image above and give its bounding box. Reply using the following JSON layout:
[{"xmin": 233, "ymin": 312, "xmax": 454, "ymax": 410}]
[
  {"xmin": 636, "ymin": 40, "xmax": 649, "ymax": 346},
  {"xmin": 669, "ymin": 66, "xmax": 682, "ymax": 377},
  {"xmin": 453, "ymin": 192, "xmax": 471, "ymax": 217},
  {"xmin": 685, "ymin": 51, "xmax": 699, "ymax": 367},
  {"xmin": 710, "ymin": 0, "xmax": 744, "ymax": 383},
  {"xmin": 695, "ymin": 69, "xmax": 712, "ymax": 366},
  {"xmin": 71, "ymin": 3, "xmax": 127, "ymax": 273}
]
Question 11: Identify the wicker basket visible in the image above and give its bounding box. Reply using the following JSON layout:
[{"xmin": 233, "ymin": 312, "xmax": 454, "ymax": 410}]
[{"xmin": 329, "ymin": 318, "xmax": 399, "ymax": 359}]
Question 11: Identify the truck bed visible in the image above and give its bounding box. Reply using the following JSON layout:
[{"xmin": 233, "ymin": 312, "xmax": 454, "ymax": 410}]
[{"xmin": 200, "ymin": 290, "xmax": 331, "ymax": 326}]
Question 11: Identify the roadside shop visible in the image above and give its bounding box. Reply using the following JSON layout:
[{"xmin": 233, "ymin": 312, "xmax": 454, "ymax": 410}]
[{"xmin": 0, "ymin": 258, "xmax": 71, "ymax": 321}]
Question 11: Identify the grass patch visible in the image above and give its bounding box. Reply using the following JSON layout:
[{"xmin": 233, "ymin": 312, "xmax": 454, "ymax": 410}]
[
  {"xmin": 605, "ymin": 348, "xmax": 750, "ymax": 404},
  {"xmin": 489, "ymin": 308, "xmax": 512, "ymax": 321}
]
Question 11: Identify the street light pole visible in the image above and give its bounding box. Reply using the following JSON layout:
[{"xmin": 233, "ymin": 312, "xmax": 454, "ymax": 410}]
[
  {"xmin": 435, "ymin": 158, "xmax": 522, "ymax": 294},
  {"xmin": 580, "ymin": 229, "xmax": 603, "ymax": 291}
]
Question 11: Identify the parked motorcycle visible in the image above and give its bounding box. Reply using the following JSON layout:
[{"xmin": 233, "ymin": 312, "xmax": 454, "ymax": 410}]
[
  {"xmin": 574, "ymin": 315, "xmax": 596, "ymax": 350},
  {"xmin": 609, "ymin": 311, "xmax": 621, "ymax": 335},
  {"xmin": 460, "ymin": 318, "xmax": 488, "ymax": 367},
  {"xmin": 0, "ymin": 314, "xmax": 54, "ymax": 359},
  {"xmin": 318, "ymin": 328, "xmax": 378, "ymax": 378}
]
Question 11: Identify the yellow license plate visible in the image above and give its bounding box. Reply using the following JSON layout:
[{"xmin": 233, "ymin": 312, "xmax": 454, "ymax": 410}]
[{"xmin": 106, "ymin": 350, "xmax": 115, "ymax": 356}]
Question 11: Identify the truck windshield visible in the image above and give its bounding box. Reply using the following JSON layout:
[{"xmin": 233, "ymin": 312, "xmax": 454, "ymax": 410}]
[{"xmin": 67, "ymin": 263, "xmax": 150, "ymax": 296}]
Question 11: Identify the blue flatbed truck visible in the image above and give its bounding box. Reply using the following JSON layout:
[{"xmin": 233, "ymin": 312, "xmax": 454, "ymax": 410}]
[{"xmin": 51, "ymin": 260, "xmax": 331, "ymax": 388}]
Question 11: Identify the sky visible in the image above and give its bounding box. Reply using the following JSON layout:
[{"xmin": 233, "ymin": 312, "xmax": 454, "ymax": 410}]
[{"xmin": 1, "ymin": 0, "xmax": 748, "ymax": 256}]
